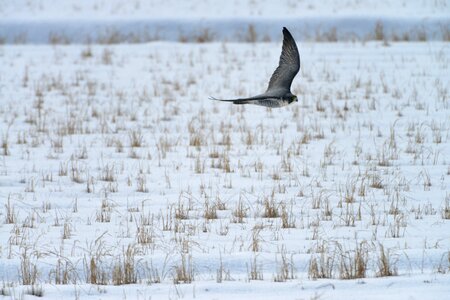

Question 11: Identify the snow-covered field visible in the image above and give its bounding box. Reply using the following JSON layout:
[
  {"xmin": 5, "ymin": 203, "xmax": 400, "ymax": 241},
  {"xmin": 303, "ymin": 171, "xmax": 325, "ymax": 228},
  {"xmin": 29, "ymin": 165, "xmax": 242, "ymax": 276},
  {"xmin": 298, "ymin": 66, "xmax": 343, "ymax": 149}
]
[
  {"xmin": 0, "ymin": 39, "xmax": 449, "ymax": 299},
  {"xmin": 0, "ymin": 1, "xmax": 449, "ymax": 299},
  {"xmin": 2, "ymin": 0, "xmax": 449, "ymax": 18},
  {"xmin": 1, "ymin": 0, "xmax": 449, "ymax": 43}
]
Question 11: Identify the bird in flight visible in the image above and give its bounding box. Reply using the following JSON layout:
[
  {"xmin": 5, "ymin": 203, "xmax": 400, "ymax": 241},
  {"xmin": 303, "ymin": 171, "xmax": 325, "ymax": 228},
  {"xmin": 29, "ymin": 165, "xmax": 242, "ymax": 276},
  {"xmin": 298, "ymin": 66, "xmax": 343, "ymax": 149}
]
[{"xmin": 210, "ymin": 27, "xmax": 300, "ymax": 108}]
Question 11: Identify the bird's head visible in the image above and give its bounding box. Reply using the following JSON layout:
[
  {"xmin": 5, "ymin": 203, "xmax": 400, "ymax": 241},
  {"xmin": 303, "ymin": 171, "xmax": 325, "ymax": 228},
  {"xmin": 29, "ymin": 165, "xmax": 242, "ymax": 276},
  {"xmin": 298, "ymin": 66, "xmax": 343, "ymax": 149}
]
[{"xmin": 290, "ymin": 95, "xmax": 298, "ymax": 103}]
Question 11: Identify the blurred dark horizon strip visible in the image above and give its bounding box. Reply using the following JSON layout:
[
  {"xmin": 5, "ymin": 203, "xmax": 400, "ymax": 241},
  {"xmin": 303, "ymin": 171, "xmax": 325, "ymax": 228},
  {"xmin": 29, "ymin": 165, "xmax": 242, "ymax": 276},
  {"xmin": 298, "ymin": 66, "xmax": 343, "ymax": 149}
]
[{"xmin": 1, "ymin": 16, "xmax": 449, "ymax": 44}]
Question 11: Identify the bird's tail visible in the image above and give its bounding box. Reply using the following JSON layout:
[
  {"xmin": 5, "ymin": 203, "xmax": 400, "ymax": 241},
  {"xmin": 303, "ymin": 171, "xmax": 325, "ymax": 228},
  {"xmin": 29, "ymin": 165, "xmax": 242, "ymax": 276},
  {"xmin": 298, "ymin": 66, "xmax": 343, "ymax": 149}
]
[
  {"xmin": 209, "ymin": 96, "xmax": 264, "ymax": 105},
  {"xmin": 231, "ymin": 99, "xmax": 251, "ymax": 105}
]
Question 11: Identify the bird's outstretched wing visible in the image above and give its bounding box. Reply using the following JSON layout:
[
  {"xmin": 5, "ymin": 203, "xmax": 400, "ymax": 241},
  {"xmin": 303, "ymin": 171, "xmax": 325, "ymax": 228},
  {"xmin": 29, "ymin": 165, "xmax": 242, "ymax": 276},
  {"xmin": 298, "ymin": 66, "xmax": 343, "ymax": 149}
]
[
  {"xmin": 266, "ymin": 27, "xmax": 300, "ymax": 92},
  {"xmin": 209, "ymin": 27, "xmax": 299, "ymax": 108}
]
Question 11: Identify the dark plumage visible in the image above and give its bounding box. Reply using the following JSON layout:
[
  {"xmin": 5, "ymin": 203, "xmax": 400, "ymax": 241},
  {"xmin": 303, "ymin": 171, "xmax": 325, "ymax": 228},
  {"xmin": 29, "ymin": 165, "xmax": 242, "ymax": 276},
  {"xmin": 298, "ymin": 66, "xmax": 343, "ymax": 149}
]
[{"xmin": 210, "ymin": 27, "xmax": 300, "ymax": 108}]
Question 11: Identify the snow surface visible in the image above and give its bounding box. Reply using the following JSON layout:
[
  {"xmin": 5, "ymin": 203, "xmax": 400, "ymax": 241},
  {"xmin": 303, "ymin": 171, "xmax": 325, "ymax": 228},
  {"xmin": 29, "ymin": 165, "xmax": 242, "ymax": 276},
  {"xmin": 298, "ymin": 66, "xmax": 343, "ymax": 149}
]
[
  {"xmin": 2, "ymin": 0, "xmax": 449, "ymax": 18},
  {"xmin": 0, "ymin": 0, "xmax": 449, "ymax": 43},
  {"xmin": 0, "ymin": 40, "xmax": 449, "ymax": 299},
  {"xmin": 0, "ymin": 2, "xmax": 449, "ymax": 299}
]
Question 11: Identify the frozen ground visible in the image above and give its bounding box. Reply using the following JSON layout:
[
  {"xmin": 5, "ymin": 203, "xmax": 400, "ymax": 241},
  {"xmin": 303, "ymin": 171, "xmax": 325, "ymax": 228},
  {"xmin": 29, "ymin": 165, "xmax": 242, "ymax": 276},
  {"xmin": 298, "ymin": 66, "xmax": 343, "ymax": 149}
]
[
  {"xmin": 0, "ymin": 40, "xmax": 449, "ymax": 299},
  {"xmin": 2, "ymin": 0, "xmax": 449, "ymax": 18},
  {"xmin": 1, "ymin": 0, "xmax": 449, "ymax": 43}
]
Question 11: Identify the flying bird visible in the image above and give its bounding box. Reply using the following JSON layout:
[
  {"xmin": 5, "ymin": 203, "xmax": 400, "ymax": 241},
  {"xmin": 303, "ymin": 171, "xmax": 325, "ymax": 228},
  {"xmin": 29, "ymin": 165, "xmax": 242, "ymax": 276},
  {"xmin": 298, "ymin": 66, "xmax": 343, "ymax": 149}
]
[{"xmin": 210, "ymin": 27, "xmax": 300, "ymax": 108}]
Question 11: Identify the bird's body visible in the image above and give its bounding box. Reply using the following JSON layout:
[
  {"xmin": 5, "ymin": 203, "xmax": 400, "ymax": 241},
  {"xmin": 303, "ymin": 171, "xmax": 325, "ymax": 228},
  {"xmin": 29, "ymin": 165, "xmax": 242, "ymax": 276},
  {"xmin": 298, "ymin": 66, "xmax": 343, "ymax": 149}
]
[
  {"xmin": 211, "ymin": 90, "xmax": 294, "ymax": 107},
  {"xmin": 210, "ymin": 27, "xmax": 300, "ymax": 108}
]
